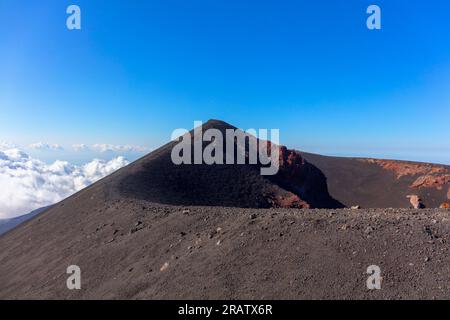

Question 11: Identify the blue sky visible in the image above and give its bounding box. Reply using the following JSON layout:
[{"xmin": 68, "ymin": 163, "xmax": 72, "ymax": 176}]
[{"xmin": 0, "ymin": 0, "xmax": 449, "ymax": 164}]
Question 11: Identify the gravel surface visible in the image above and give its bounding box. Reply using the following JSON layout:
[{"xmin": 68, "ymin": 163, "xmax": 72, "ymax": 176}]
[{"xmin": 0, "ymin": 200, "xmax": 448, "ymax": 299}]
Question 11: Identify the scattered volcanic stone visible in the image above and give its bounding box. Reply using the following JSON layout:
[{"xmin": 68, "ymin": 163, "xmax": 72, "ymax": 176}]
[{"xmin": 160, "ymin": 262, "xmax": 169, "ymax": 272}]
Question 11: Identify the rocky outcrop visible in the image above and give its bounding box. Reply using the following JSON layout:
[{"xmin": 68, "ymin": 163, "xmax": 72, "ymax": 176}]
[
  {"xmin": 260, "ymin": 146, "xmax": 323, "ymax": 208},
  {"xmin": 407, "ymin": 195, "xmax": 425, "ymax": 209},
  {"xmin": 272, "ymin": 146, "xmax": 344, "ymax": 209},
  {"xmin": 364, "ymin": 159, "xmax": 446, "ymax": 179},
  {"xmin": 411, "ymin": 174, "xmax": 450, "ymax": 190},
  {"xmin": 266, "ymin": 192, "xmax": 309, "ymax": 208},
  {"xmin": 278, "ymin": 146, "xmax": 306, "ymax": 177}
]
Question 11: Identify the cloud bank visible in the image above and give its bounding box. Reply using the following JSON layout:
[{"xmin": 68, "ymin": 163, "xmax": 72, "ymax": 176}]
[
  {"xmin": 91, "ymin": 144, "xmax": 149, "ymax": 153},
  {"xmin": 29, "ymin": 142, "xmax": 63, "ymax": 150},
  {"xmin": 0, "ymin": 148, "xmax": 129, "ymax": 219},
  {"xmin": 0, "ymin": 141, "xmax": 16, "ymax": 150},
  {"xmin": 71, "ymin": 143, "xmax": 149, "ymax": 153},
  {"xmin": 72, "ymin": 143, "xmax": 90, "ymax": 152}
]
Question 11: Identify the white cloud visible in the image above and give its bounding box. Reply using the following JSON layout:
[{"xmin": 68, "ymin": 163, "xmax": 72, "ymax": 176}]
[
  {"xmin": 0, "ymin": 148, "xmax": 129, "ymax": 219},
  {"xmin": 72, "ymin": 143, "xmax": 90, "ymax": 152},
  {"xmin": 91, "ymin": 144, "xmax": 149, "ymax": 153},
  {"xmin": 70, "ymin": 143, "xmax": 149, "ymax": 153},
  {"xmin": 0, "ymin": 141, "xmax": 16, "ymax": 151},
  {"xmin": 29, "ymin": 142, "xmax": 63, "ymax": 151}
]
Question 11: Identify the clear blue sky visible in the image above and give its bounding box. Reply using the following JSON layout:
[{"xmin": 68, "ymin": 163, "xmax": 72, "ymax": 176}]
[{"xmin": 0, "ymin": 0, "xmax": 449, "ymax": 164}]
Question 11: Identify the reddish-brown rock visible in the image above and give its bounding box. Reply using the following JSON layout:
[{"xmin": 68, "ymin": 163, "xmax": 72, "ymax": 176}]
[
  {"xmin": 364, "ymin": 159, "xmax": 446, "ymax": 179},
  {"xmin": 407, "ymin": 195, "xmax": 425, "ymax": 209},
  {"xmin": 278, "ymin": 146, "xmax": 306, "ymax": 179},
  {"xmin": 411, "ymin": 174, "xmax": 450, "ymax": 190}
]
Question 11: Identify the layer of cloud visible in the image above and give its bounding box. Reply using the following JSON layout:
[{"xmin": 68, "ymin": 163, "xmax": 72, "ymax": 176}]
[
  {"xmin": 70, "ymin": 143, "xmax": 149, "ymax": 153},
  {"xmin": 0, "ymin": 141, "xmax": 16, "ymax": 151},
  {"xmin": 91, "ymin": 144, "xmax": 149, "ymax": 153},
  {"xmin": 0, "ymin": 148, "xmax": 129, "ymax": 219},
  {"xmin": 29, "ymin": 142, "xmax": 63, "ymax": 151},
  {"xmin": 72, "ymin": 143, "xmax": 89, "ymax": 152}
]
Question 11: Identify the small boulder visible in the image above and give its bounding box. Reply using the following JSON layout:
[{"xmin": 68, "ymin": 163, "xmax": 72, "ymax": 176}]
[
  {"xmin": 407, "ymin": 195, "xmax": 425, "ymax": 209},
  {"xmin": 160, "ymin": 262, "xmax": 169, "ymax": 272},
  {"xmin": 439, "ymin": 202, "xmax": 449, "ymax": 209}
]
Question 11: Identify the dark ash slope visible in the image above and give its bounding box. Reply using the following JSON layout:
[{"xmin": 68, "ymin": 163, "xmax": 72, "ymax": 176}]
[{"xmin": 0, "ymin": 201, "xmax": 448, "ymax": 299}]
